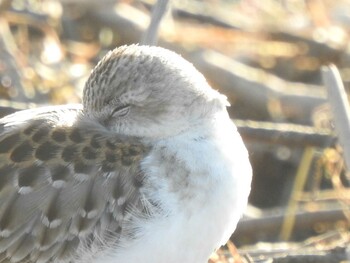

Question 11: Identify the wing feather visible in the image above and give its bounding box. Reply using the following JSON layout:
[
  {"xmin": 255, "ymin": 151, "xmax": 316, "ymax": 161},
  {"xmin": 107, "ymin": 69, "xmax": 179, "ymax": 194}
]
[{"xmin": 0, "ymin": 105, "xmax": 149, "ymax": 262}]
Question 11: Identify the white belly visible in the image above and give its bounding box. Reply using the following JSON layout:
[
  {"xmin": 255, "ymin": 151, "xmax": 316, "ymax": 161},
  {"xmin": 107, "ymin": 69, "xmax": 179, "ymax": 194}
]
[{"xmin": 94, "ymin": 121, "xmax": 252, "ymax": 263}]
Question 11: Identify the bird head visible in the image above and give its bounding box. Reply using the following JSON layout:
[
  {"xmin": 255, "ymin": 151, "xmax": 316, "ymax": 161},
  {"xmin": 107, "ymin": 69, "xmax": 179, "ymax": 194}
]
[{"xmin": 83, "ymin": 45, "xmax": 229, "ymax": 139}]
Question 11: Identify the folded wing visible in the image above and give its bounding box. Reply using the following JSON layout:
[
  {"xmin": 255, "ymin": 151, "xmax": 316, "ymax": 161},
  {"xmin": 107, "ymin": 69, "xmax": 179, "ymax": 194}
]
[{"xmin": 0, "ymin": 105, "xmax": 148, "ymax": 263}]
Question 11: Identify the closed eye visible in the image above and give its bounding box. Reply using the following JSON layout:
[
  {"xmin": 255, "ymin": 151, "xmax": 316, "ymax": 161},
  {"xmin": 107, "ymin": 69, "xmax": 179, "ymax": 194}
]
[{"xmin": 111, "ymin": 105, "xmax": 130, "ymax": 118}]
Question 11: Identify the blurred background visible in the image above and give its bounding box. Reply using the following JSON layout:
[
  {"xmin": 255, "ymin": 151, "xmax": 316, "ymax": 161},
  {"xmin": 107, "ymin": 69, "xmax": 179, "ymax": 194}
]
[{"xmin": 0, "ymin": 0, "xmax": 349, "ymax": 262}]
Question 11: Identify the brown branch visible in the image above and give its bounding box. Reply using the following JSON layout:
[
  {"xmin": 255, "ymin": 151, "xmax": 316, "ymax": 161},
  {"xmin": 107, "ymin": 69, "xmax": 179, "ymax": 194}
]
[
  {"xmin": 234, "ymin": 119, "xmax": 336, "ymax": 148},
  {"xmin": 191, "ymin": 50, "xmax": 327, "ymax": 122},
  {"xmin": 233, "ymin": 206, "xmax": 348, "ymax": 244},
  {"xmin": 239, "ymin": 231, "xmax": 350, "ymax": 263}
]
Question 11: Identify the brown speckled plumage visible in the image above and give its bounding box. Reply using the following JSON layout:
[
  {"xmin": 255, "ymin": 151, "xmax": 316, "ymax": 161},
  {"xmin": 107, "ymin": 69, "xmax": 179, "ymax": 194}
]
[{"xmin": 0, "ymin": 106, "xmax": 148, "ymax": 262}]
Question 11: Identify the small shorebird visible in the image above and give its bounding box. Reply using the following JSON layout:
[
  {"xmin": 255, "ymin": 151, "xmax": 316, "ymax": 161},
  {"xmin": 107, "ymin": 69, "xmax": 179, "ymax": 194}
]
[{"xmin": 0, "ymin": 45, "xmax": 251, "ymax": 263}]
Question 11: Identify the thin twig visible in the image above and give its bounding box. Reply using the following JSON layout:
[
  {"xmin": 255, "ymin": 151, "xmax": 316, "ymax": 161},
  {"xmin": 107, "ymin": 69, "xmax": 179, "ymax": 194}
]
[
  {"xmin": 141, "ymin": 0, "xmax": 170, "ymax": 46},
  {"xmin": 279, "ymin": 147, "xmax": 315, "ymax": 241}
]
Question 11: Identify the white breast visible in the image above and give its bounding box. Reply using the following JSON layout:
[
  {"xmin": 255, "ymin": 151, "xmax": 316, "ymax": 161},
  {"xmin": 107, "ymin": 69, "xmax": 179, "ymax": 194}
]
[{"xmin": 94, "ymin": 115, "xmax": 252, "ymax": 263}]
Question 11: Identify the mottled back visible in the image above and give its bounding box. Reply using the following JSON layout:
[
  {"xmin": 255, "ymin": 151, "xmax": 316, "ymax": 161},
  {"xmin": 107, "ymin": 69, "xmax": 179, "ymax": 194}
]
[{"xmin": 0, "ymin": 105, "xmax": 149, "ymax": 263}]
